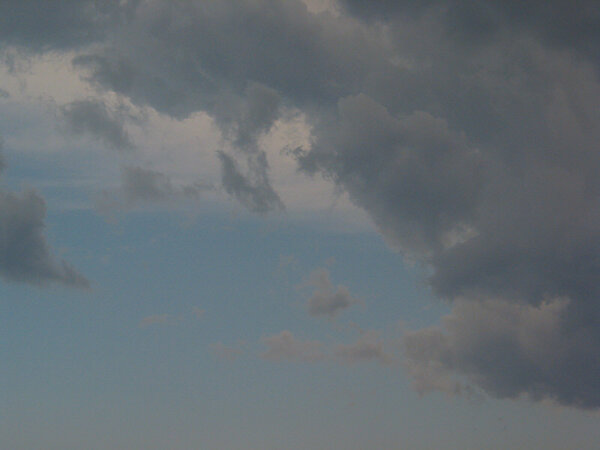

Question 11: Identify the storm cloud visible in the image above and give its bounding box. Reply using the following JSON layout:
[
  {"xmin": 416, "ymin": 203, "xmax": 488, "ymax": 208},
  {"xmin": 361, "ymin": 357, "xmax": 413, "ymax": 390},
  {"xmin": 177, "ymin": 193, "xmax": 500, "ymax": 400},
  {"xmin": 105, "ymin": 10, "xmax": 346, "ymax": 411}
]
[{"xmin": 2, "ymin": 0, "xmax": 600, "ymax": 407}]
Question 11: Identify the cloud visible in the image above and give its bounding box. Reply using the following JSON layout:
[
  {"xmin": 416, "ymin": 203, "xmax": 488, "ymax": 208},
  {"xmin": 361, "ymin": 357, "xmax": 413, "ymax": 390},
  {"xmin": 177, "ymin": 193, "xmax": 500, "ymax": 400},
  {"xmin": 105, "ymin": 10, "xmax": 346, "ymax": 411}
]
[
  {"xmin": 0, "ymin": 188, "xmax": 89, "ymax": 287},
  {"xmin": 261, "ymin": 330, "xmax": 394, "ymax": 366},
  {"xmin": 289, "ymin": 34, "xmax": 600, "ymax": 408},
  {"xmin": 218, "ymin": 151, "xmax": 284, "ymax": 215},
  {"xmin": 0, "ymin": 140, "xmax": 88, "ymax": 287},
  {"xmin": 403, "ymin": 298, "xmax": 600, "ymax": 408},
  {"xmin": 60, "ymin": 98, "xmax": 135, "ymax": 151},
  {"xmin": 96, "ymin": 165, "xmax": 210, "ymax": 215},
  {"xmin": 305, "ymin": 268, "xmax": 359, "ymax": 318},
  {"xmin": 260, "ymin": 331, "xmax": 326, "ymax": 363},
  {"xmin": 334, "ymin": 331, "xmax": 393, "ymax": 365},
  {"xmin": 67, "ymin": 0, "xmax": 387, "ymax": 213},
  {"xmin": 339, "ymin": 0, "xmax": 600, "ymax": 61}
]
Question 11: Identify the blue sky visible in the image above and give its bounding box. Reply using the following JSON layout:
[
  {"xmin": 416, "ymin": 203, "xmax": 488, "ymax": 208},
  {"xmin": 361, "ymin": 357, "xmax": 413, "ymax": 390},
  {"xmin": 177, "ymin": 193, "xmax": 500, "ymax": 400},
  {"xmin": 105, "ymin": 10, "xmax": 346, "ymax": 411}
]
[{"xmin": 1, "ymin": 1, "xmax": 600, "ymax": 448}]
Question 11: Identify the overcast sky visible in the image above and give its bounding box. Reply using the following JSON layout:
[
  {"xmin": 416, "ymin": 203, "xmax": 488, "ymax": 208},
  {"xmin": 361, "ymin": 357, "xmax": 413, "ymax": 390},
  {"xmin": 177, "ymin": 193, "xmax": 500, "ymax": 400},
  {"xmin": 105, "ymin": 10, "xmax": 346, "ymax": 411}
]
[{"xmin": 1, "ymin": 1, "xmax": 599, "ymax": 448}]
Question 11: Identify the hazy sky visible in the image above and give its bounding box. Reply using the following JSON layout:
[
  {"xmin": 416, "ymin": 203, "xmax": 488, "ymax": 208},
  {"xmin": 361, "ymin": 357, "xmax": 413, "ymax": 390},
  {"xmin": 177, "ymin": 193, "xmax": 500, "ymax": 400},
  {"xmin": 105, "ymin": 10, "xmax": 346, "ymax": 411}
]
[{"xmin": 1, "ymin": 1, "xmax": 599, "ymax": 448}]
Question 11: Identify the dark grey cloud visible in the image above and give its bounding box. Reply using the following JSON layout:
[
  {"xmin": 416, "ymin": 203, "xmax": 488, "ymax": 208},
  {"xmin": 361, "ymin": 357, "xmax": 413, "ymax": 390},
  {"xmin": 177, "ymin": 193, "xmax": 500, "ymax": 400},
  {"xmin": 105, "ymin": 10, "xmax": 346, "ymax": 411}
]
[
  {"xmin": 305, "ymin": 268, "xmax": 359, "ymax": 318},
  {"xmin": 60, "ymin": 99, "xmax": 135, "ymax": 151},
  {"xmin": 295, "ymin": 95, "xmax": 484, "ymax": 256},
  {"xmin": 68, "ymin": 0, "xmax": 389, "ymax": 213},
  {"xmin": 0, "ymin": 140, "xmax": 87, "ymax": 288},
  {"xmin": 218, "ymin": 151, "xmax": 283, "ymax": 215},
  {"xmin": 404, "ymin": 298, "xmax": 600, "ymax": 408},
  {"xmin": 0, "ymin": 188, "xmax": 89, "ymax": 288},
  {"xmin": 339, "ymin": 0, "xmax": 600, "ymax": 60},
  {"xmin": 96, "ymin": 166, "xmax": 210, "ymax": 215},
  {"xmin": 0, "ymin": 0, "xmax": 137, "ymax": 52},
  {"xmin": 295, "ymin": 52, "xmax": 600, "ymax": 406},
  {"xmin": 2, "ymin": 0, "xmax": 600, "ymax": 407}
]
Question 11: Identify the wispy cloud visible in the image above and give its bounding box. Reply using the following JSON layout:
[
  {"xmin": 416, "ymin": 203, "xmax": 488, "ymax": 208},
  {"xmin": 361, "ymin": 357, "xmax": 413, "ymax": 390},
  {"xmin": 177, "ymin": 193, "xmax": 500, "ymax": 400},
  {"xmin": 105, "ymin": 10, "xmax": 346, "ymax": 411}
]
[
  {"xmin": 60, "ymin": 98, "xmax": 135, "ymax": 151},
  {"xmin": 260, "ymin": 330, "xmax": 393, "ymax": 367}
]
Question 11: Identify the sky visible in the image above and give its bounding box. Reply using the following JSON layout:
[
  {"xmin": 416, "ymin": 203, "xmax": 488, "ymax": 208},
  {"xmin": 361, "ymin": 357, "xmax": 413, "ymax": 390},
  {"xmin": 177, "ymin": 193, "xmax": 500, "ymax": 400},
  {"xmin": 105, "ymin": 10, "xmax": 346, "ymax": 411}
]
[{"xmin": 0, "ymin": 0, "xmax": 599, "ymax": 448}]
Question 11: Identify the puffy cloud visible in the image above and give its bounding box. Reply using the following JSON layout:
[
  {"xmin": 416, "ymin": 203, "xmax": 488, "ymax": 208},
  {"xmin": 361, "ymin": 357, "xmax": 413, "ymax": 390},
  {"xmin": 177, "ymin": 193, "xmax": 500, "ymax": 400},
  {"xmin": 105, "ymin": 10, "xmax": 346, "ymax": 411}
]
[
  {"xmin": 334, "ymin": 331, "xmax": 393, "ymax": 366},
  {"xmin": 67, "ymin": 0, "xmax": 388, "ymax": 213},
  {"xmin": 260, "ymin": 331, "xmax": 326, "ymax": 363},
  {"xmin": 60, "ymin": 98, "xmax": 135, "ymax": 151},
  {"xmin": 0, "ymin": 137, "xmax": 88, "ymax": 287},
  {"xmin": 289, "ymin": 24, "xmax": 600, "ymax": 408},
  {"xmin": 404, "ymin": 298, "xmax": 600, "ymax": 409},
  {"xmin": 305, "ymin": 268, "xmax": 359, "ymax": 318},
  {"xmin": 261, "ymin": 330, "xmax": 394, "ymax": 366},
  {"xmin": 0, "ymin": 188, "xmax": 89, "ymax": 287},
  {"xmin": 295, "ymin": 95, "xmax": 484, "ymax": 256}
]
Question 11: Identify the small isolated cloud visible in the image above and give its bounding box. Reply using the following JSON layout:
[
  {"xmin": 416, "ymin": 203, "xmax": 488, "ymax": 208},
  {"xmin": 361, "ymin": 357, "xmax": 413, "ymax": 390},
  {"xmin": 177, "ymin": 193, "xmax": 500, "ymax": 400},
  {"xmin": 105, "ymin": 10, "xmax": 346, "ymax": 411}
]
[
  {"xmin": 96, "ymin": 166, "xmax": 211, "ymax": 216},
  {"xmin": 60, "ymin": 98, "xmax": 135, "ymax": 151},
  {"xmin": 0, "ymin": 140, "xmax": 88, "ymax": 288},
  {"xmin": 210, "ymin": 341, "xmax": 244, "ymax": 361},
  {"xmin": 334, "ymin": 331, "xmax": 393, "ymax": 366},
  {"xmin": 261, "ymin": 330, "xmax": 326, "ymax": 363},
  {"xmin": 0, "ymin": 189, "xmax": 89, "ymax": 288},
  {"xmin": 306, "ymin": 268, "xmax": 360, "ymax": 318},
  {"xmin": 138, "ymin": 314, "xmax": 174, "ymax": 328}
]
